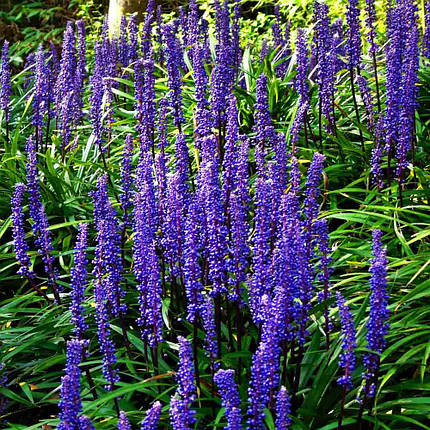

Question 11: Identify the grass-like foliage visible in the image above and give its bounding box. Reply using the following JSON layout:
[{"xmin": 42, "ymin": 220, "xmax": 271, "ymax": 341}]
[{"xmin": 0, "ymin": 0, "xmax": 430, "ymax": 428}]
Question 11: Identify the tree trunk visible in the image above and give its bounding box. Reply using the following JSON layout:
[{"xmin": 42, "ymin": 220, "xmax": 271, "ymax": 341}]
[{"xmin": 108, "ymin": 0, "xmax": 148, "ymax": 34}]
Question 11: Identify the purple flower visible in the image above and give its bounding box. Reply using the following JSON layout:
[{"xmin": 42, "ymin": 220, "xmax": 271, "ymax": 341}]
[
  {"xmin": 170, "ymin": 394, "xmax": 193, "ymax": 430},
  {"xmin": 75, "ymin": 19, "xmax": 87, "ymax": 123},
  {"xmin": 141, "ymin": 0, "xmax": 156, "ymax": 58},
  {"xmin": 201, "ymin": 295, "xmax": 219, "ymax": 368},
  {"xmin": 214, "ymin": 369, "xmax": 242, "ymax": 429},
  {"xmin": 118, "ymin": 411, "xmax": 131, "ymax": 430},
  {"xmin": 141, "ymin": 401, "xmax": 162, "ymax": 430},
  {"xmin": 357, "ymin": 74, "xmax": 374, "ymax": 131},
  {"xmin": 55, "ymin": 22, "xmax": 77, "ymax": 114},
  {"xmin": 11, "ymin": 184, "xmax": 35, "ymax": 281},
  {"xmin": 91, "ymin": 175, "xmax": 125, "ymax": 317},
  {"xmin": 250, "ymin": 176, "xmax": 273, "ymax": 322},
  {"xmin": 336, "ymin": 292, "xmax": 356, "ymax": 390},
  {"xmin": 25, "ymin": 136, "xmax": 60, "ymax": 301},
  {"xmin": 70, "ymin": 223, "xmax": 89, "ymax": 340},
  {"xmin": 32, "ymin": 46, "xmax": 50, "ymax": 144},
  {"xmin": 184, "ymin": 199, "xmax": 204, "ymax": 323},
  {"xmin": 92, "ymin": 219, "xmax": 120, "ymax": 390},
  {"xmin": 275, "ymin": 386, "xmax": 292, "ymax": 430},
  {"xmin": 254, "ymin": 74, "xmax": 275, "ymax": 172},
  {"xmin": 163, "ymin": 24, "xmax": 185, "ymax": 129},
  {"xmin": 58, "ymin": 339, "xmax": 89, "ymax": 430},
  {"xmin": 228, "ymin": 139, "xmax": 250, "ymax": 301},
  {"xmin": 79, "ymin": 416, "xmax": 95, "ymax": 430},
  {"xmin": 133, "ymin": 175, "xmax": 163, "ymax": 347},
  {"xmin": 128, "ymin": 14, "xmax": 139, "ymax": 64},
  {"xmin": 364, "ymin": 0, "xmax": 378, "ymax": 54},
  {"xmin": 303, "ymin": 152, "xmax": 325, "ymax": 246},
  {"xmin": 89, "ymin": 42, "xmax": 105, "ymax": 149},
  {"xmin": 247, "ymin": 344, "xmax": 270, "ymax": 429},
  {"xmin": 176, "ymin": 336, "xmax": 195, "ymax": 400},
  {"xmin": 346, "ymin": 0, "xmax": 362, "ymax": 68},
  {"xmin": 0, "ymin": 41, "xmax": 11, "ymax": 113},
  {"xmin": 170, "ymin": 337, "xmax": 196, "ymax": 429},
  {"xmin": 362, "ymin": 229, "xmax": 389, "ymax": 399},
  {"xmin": 198, "ymin": 156, "xmax": 227, "ymax": 296},
  {"xmin": 193, "ymin": 43, "xmax": 212, "ymax": 149},
  {"xmin": 120, "ymin": 134, "xmax": 134, "ymax": 227},
  {"xmin": 295, "ymin": 29, "xmax": 310, "ymax": 106}
]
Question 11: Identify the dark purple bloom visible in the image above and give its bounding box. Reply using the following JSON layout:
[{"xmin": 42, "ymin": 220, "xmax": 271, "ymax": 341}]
[
  {"xmin": 362, "ymin": 229, "xmax": 389, "ymax": 399},
  {"xmin": 11, "ymin": 184, "xmax": 35, "ymax": 282},
  {"xmin": 120, "ymin": 134, "xmax": 134, "ymax": 227},
  {"xmin": 55, "ymin": 22, "xmax": 77, "ymax": 113},
  {"xmin": 346, "ymin": 0, "xmax": 362, "ymax": 68},
  {"xmin": 364, "ymin": 0, "xmax": 378, "ymax": 54},
  {"xmin": 395, "ymin": 0, "xmax": 419, "ymax": 184},
  {"xmin": 89, "ymin": 42, "xmax": 105, "ymax": 149},
  {"xmin": 313, "ymin": 2, "xmax": 336, "ymax": 131},
  {"xmin": 176, "ymin": 336, "xmax": 195, "ymax": 400},
  {"xmin": 119, "ymin": 16, "xmax": 129, "ymax": 66},
  {"xmin": 184, "ymin": 199, "xmax": 204, "ymax": 323},
  {"xmin": 259, "ymin": 39, "xmax": 269, "ymax": 64},
  {"xmin": 155, "ymin": 98, "xmax": 168, "ymax": 215},
  {"xmin": 0, "ymin": 41, "xmax": 11, "ymax": 113},
  {"xmin": 247, "ymin": 344, "xmax": 270, "ymax": 429},
  {"xmin": 133, "ymin": 169, "xmax": 163, "ymax": 347},
  {"xmin": 272, "ymin": 5, "xmax": 283, "ymax": 48},
  {"xmin": 128, "ymin": 14, "xmax": 139, "ymax": 64},
  {"xmin": 32, "ymin": 45, "xmax": 50, "ymax": 143},
  {"xmin": 141, "ymin": 0, "xmax": 156, "ymax": 58},
  {"xmin": 228, "ymin": 139, "xmax": 250, "ymax": 301},
  {"xmin": 141, "ymin": 401, "xmax": 162, "ymax": 430},
  {"xmin": 170, "ymin": 337, "xmax": 195, "ymax": 429},
  {"xmin": 170, "ymin": 394, "xmax": 193, "ymax": 430},
  {"xmin": 79, "ymin": 416, "xmax": 95, "ymax": 430},
  {"xmin": 336, "ymin": 292, "xmax": 357, "ymax": 390},
  {"xmin": 118, "ymin": 411, "xmax": 131, "ymax": 430},
  {"xmin": 75, "ymin": 19, "xmax": 86, "ymax": 123},
  {"xmin": 214, "ymin": 369, "xmax": 242, "ymax": 429},
  {"xmin": 163, "ymin": 24, "xmax": 185, "ymax": 129},
  {"xmin": 295, "ymin": 29, "xmax": 310, "ymax": 106},
  {"xmin": 303, "ymin": 152, "xmax": 325, "ymax": 246},
  {"xmin": 193, "ymin": 43, "xmax": 212, "ymax": 148},
  {"xmin": 92, "ymin": 219, "xmax": 120, "ymax": 390},
  {"xmin": 357, "ymin": 74, "xmax": 374, "ymax": 131},
  {"xmin": 198, "ymin": 155, "xmax": 227, "ymax": 297},
  {"xmin": 70, "ymin": 223, "xmax": 89, "ymax": 340},
  {"xmin": 201, "ymin": 295, "xmax": 219, "ymax": 368},
  {"xmin": 25, "ymin": 136, "xmax": 60, "ymax": 300},
  {"xmin": 58, "ymin": 339, "xmax": 89, "ymax": 430},
  {"xmin": 275, "ymin": 387, "xmax": 292, "ymax": 430},
  {"xmin": 91, "ymin": 175, "xmax": 125, "ymax": 317},
  {"xmin": 250, "ymin": 176, "xmax": 273, "ymax": 322},
  {"xmin": 254, "ymin": 74, "xmax": 275, "ymax": 172}
]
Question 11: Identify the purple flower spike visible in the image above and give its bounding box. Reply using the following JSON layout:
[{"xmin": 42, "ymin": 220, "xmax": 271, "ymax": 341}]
[
  {"xmin": 361, "ymin": 230, "xmax": 389, "ymax": 399},
  {"xmin": 170, "ymin": 336, "xmax": 196, "ymax": 429},
  {"xmin": 25, "ymin": 136, "xmax": 60, "ymax": 301},
  {"xmin": 70, "ymin": 223, "xmax": 89, "ymax": 339},
  {"xmin": 120, "ymin": 134, "xmax": 134, "ymax": 227},
  {"xmin": 118, "ymin": 411, "xmax": 131, "ymax": 430},
  {"xmin": 0, "ymin": 41, "xmax": 11, "ymax": 114},
  {"xmin": 93, "ymin": 219, "xmax": 120, "ymax": 390},
  {"xmin": 275, "ymin": 386, "xmax": 292, "ymax": 430},
  {"xmin": 141, "ymin": 401, "xmax": 162, "ymax": 430},
  {"xmin": 346, "ymin": 0, "xmax": 362, "ymax": 68},
  {"xmin": 336, "ymin": 292, "xmax": 357, "ymax": 390},
  {"xmin": 214, "ymin": 369, "xmax": 242, "ymax": 429},
  {"xmin": 163, "ymin": 24, "xmax": 185, "ymax": 129},
  {"xmin": 58, "ymin": 339, "xmax": 89, "ymax": 430},
  {"xmin": 11, "ymin": 183, "xmax": 35, "ymax": 282}
]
